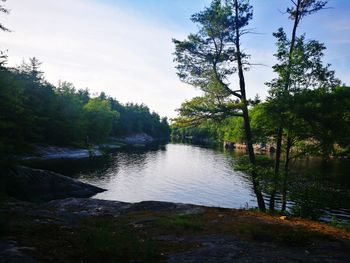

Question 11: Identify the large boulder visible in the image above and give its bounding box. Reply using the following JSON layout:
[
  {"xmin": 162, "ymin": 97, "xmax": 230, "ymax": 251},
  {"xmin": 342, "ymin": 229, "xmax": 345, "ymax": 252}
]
[{"xmin": 1, "ymin": 166, "xmax": 105, "ymax": 202}]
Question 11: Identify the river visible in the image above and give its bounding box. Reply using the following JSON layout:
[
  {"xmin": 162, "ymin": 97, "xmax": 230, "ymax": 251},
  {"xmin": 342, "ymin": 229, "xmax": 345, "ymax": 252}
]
[{"xmin": 27, "ymin": 142, "xmax": 350, "ymax": 223}]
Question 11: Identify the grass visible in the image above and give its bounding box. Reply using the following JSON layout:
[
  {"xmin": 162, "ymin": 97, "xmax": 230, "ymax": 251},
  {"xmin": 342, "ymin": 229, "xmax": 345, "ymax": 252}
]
[
  {"xmin": 156, "ymin": 215, "xmax": 203, "ymax": 231},
  {"xmin": 329, "ymin": 216, "xmax": 350, "ymax": 231}
]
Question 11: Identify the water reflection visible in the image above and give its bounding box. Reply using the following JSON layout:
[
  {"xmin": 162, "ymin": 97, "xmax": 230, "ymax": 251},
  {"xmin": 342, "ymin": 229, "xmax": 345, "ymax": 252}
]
[{"xmin": 26, "ymin": 142, "xmax": 350, "ymax": 223}]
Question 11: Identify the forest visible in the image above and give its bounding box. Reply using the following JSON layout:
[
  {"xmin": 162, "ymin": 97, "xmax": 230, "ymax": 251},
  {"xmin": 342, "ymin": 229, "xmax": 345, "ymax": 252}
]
[
  {"xmin": 171, "ymin": 85, "xmax": 350, "ymax": 159},
  {"xmin": 0, "ymin": 57, "xmax": 170, "ymax": 158},
  {"xmin": 1, "ymin": 0, "xmax": 350, "ymax": 262},
  {"xmin": 170, "ymin": 0, "xmax": 350, "ymax": 212}
]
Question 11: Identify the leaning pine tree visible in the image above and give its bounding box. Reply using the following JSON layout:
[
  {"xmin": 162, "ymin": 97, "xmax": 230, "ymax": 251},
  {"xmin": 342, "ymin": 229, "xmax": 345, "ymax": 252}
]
[{"xmin": 173, "ymin": 0, "xmax": 266, "ymax": 211}]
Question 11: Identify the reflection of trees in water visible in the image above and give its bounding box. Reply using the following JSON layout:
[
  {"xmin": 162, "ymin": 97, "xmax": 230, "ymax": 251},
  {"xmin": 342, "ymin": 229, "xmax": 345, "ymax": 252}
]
[
  {"xmin": 267, "ymin": 162, "xmax": 350, "ymax": 221},
  {"xmin": 25, "ymin": 143, "xmax": 168, "ymax": 180},
  {"xmin": 24, "ymin": 156, "xmax": 113, "ymax": 178},
  {"xmin": 114, "ymin": 143, "xmax": 166, "ymax": 169},
  {"xmin": 224, "ymin": 148, "xmax": 350, "ymax": 220},
  {"xmin": 26, "ymin": 143, "xmax": 350, "ymax": 222}
]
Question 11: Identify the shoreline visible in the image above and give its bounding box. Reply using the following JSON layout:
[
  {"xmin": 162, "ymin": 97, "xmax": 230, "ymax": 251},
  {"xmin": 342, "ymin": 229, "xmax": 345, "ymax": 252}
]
[{"xmin": 1, "ymin": 196, "xmax": 349, "ymax": 262}]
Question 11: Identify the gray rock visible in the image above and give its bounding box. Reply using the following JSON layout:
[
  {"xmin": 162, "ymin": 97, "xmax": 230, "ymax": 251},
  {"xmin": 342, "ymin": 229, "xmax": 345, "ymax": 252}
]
[
  {"xmin": 22, "ymin": 146, "xmax": 102, "ymax": 160},
  {"xmin": 120, "ymin": 133, "xmax": 155, "ymax": 144},
  {"xmin": 0, "ymin": 241, "xmax": 36, "ymax": 263},
  {"xmin": 2, "ymin": 166, "xmax": 105, "ymax": 202}
]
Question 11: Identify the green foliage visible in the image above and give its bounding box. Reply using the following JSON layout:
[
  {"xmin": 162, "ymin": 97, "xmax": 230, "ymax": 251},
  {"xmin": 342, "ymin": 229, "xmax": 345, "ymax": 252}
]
[
  {"xmin": 329, "ymin": 216, "xmax": 350, "ymax": 231},
  {"xmin": 113, "ymin": 102, "xmax": 170, "ymax": 138},
  {"xmin": 156, "ymin": 215, "xmax": 203, "ymax": 231},
  {"xmin": 234, "ymin": 155, "xmax": 275, "ymax": 188},
  {"xmin": 0, "ymin": 58, "xmax": 170, "ymax": 159},
  {"xmin": 172, "ymin": 0, "xmax": 253, "ymax": 125},
  {"xmin": 83, "ymin": 98, "xmax": 118, "ymax": 143},
  {"xmin": 171, "ymin": 119, "xmax": 223, "ymax": 143},
  {"xmin": 266, "ymin": 28, "xmax": 340, "ymax": 97}
]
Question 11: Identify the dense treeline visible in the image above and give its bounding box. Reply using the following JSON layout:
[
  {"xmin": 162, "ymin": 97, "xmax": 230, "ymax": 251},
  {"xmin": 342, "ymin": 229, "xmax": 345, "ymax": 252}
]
[
  {"xmin": 0, "ymin": 58, "xmax": 170, "ymax": 156},
  {"xmin": 172, "ymin": 85, "xmax": 350, "ymax": 157},
  {"xmin": 172, "ymin": 0, "xmax": 350, "ymax": 161},
  {"xmin": 171, "ymin": 0, "xmax": 350, "ymax": 212}
]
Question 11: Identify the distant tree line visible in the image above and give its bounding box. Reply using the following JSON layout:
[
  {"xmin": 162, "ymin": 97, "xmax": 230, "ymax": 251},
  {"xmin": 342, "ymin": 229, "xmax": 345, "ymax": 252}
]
[{"xmin": 0, "ymin": 58, "xmax": 170, "ymax": 157}]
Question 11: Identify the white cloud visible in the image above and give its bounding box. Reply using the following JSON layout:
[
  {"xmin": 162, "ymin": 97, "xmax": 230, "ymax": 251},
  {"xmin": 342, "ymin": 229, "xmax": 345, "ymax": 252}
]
[{"xmin": 2, "ymin": 0, "xmax": 200, "ymax": 118}]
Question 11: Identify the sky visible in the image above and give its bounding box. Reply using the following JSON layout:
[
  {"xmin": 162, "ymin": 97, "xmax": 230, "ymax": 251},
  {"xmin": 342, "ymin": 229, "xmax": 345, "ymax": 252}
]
[{"xmin": 1, "ymin": 0, "xmax": 349, "ymax": 118}]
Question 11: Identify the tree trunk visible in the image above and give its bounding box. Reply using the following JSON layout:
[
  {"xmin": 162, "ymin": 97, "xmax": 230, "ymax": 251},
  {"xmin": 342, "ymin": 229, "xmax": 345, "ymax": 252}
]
[
  {"xmin": 271, "ymin": 0, "xmax": 301, "ymax": 211},
  {"xmin": 234, "ymin": 0, "xmax": 265, "ymax": 211},
  {"xmin": 270, "ymin": 127, "xmax": 283, "ymax": 211},
  {"xmin": 281, "ymin": 136, "xmax": 292, "ymax": 211}
]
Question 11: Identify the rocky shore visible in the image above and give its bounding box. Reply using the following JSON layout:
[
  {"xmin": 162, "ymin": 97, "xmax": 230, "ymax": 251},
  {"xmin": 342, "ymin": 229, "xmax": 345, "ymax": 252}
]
[
  {"xmin": 19, "ymin": 133, "xmax": 157, "ymax": 161},
  {"xmin": 1, "ymin": 166, "xmax": 105, "ymax": 202},
  {"xmin": 1, "ymin": 197, "xmax": 350, "ymax": 262},
  {"xmin": 1, "ymin": 166, "xmax": 349, "ymax": 262}
]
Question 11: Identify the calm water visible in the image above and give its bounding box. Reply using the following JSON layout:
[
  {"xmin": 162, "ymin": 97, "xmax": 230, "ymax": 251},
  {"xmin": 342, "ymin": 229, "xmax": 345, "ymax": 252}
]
[{"xmin": 27, "ymin": 142, "xmax": 350, "ymax": 222}]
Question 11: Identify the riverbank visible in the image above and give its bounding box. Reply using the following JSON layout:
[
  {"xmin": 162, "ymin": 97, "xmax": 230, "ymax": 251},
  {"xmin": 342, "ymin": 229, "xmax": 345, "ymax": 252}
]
[
  {"xmin": 19, "ymin": 133, "xmax": 160, "ymax": 161},
  {"xmin": 1, "ymin": 197, "xmax": 349, "ymax": 262}
]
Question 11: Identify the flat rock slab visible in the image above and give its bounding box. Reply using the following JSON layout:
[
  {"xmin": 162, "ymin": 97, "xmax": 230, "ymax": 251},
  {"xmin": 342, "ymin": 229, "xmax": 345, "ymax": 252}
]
[
  {"xmin": 167, "ymin": 235, "xmax": 349, "ymax": 263},
  {"xmin": 41, "ymin": 198, "xmax": 205, "ymax": 221}
]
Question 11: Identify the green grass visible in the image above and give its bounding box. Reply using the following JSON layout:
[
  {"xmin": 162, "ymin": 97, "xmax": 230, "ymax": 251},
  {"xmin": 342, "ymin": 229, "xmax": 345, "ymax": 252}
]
[
  {"xmin": 156, "ymin": 215, "xmax": 203, "ymax": 231},
  {"xmin": 329, "ymin": 216, "xmax": 350, "ymax": 231}
]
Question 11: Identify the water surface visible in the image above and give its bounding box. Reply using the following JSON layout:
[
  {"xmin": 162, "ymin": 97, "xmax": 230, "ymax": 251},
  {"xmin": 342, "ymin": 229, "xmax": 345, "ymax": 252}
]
[{"xmin": 28, "ymin": 142, "xmax": 350, "ymax": 222}]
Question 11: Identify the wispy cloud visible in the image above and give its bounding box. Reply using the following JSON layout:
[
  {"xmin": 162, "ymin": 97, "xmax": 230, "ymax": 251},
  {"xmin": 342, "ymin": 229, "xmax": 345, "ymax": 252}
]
[
  {"xmin": 2, "ymin": 0, "xmax": 348, "ymax": 117},
  {"xmin": 2, "ymin": 0, "xmax": 200, "ymax": 118}
]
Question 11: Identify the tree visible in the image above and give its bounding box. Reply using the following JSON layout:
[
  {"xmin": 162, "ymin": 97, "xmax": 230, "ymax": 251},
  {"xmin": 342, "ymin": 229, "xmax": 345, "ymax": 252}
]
[
  {"xmin": 0, "ymin": 68, "xmax": 25, "ymax": 157},
  {"xmin": 83, "ymin": 98, "xmax": 119, "ymax": 143},
  {"xmin": 173, "ymin": 0, "xmax": 265, "ymax": 211},
  {"xmin": 0, "ymin": 0, "xmax": 10, "ymax": 67},
  {"xmin": 51, "ymin": 81, "xmax": 86, "ymax": 145},
  {"xmin": 19, "ymin": 57, "xmax": 44, "ymax": 82},
  {"xmin": 0, "ymin": 0, "xmax": 10, "ymax": 32},
  {"xmin": 267, "ymin": 0, "xmax": 328, "ymax": 211}
]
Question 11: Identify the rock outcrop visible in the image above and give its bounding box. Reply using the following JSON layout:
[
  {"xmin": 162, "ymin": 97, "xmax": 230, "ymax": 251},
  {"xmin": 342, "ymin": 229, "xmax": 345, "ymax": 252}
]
[
  {"xmin": 22, "ymin": 146, "xmax": 102, "ymax": 160},
  {"xmin": 1, "ymin": 198, "xmax": 349, "ymax": 262},
  {"xmin": 1, "ymin": 166, "xmax": 105, "ymax": 202}
]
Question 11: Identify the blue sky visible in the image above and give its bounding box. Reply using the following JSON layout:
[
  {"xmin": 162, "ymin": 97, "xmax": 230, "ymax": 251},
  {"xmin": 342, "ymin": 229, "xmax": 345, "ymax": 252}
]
[{"xmin": 2, "ymin": 0, "xmax": 349, "ymax": 118}]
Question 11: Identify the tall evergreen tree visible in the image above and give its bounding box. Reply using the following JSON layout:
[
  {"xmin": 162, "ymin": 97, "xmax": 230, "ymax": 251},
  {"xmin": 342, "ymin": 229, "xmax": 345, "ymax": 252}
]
[{"xmin": 173, "ymin": 0, "xmax": 265, "ymax": 210}]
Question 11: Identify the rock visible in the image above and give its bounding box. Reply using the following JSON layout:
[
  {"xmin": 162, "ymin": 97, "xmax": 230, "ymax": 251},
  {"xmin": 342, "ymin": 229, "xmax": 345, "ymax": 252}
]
[
  {"xmin": 120, "ymin": 133, "xmax": 155, "ymax": 144},
  {"xmin": 22, "ymin": 146, "xmax": 102, "ymax": 161},
  {"xmin": 224, "ymin": 142, "xmax": 235, "ymax": 149},
  {"xmin": 43, "ymin": 198, "xmax": 131, "ymax": 219},
  {"xmin": 40, "ymin": 198, "xmax": 204, "ymax": 220},
  {"xmin": 0, "ymin": 241, "xmax": 36, "ymax": 263},
  {"xmin": 2, "ymin": 166, "xmax": 105, "ymax": 202}
]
